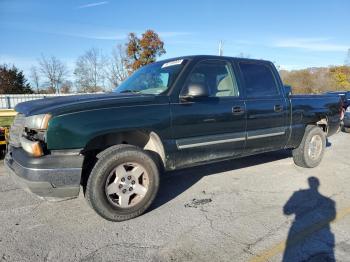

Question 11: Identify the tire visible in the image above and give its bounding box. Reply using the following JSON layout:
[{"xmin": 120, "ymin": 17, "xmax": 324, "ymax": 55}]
[
  {"xmin": 86, "ymin": 144, "xmax": 159, "ymax": 221},
  {"xmin": 292, "ymin": 125, "xmax": 326, "ymax": 168}
]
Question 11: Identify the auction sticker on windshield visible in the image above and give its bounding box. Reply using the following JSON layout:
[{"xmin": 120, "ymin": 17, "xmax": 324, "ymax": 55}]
[{"xmin": 161, "ymin": 59, "xmax": 184, "ymax": 68}]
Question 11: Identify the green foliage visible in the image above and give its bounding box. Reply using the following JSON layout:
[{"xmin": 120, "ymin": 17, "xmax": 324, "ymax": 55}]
[{"xmin": 0, "ymin": 64, "xmax": 33, "ymax": 94}]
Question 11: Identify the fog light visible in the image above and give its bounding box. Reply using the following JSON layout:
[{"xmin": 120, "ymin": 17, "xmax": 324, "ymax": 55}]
[{"xmin": 20, "ymin": 137, "xmax": 43, "ymax": 157}]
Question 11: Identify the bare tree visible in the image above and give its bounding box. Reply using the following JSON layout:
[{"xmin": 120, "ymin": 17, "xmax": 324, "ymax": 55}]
[
  {"xmin": 38, "ymin": 55, "xmax": 68, "ymax": 94},
  {"xmin": 74, "ymin": 48, "xmax": 107, "ymax": 93},
  {"xmin": 61, "ymin": 80, "xmax": 73, "ymax": 94},
  {"xmin": 106, "ymin": 44, "xmax": 128, "ymax": 88},
  {"xmin": 30, "ymin": 66, "xmax": 40, "ymax": 93}
]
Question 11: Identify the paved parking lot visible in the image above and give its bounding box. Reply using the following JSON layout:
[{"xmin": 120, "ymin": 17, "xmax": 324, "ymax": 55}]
[{"xmin": 0, "ymin": 132, "xmax": 349, "ymax": 262}]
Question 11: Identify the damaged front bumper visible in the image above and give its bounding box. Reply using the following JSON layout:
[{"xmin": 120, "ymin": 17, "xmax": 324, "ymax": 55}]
[{"xmin": 4, "ymin": 146, "xmax": 84, "ymax": 201}]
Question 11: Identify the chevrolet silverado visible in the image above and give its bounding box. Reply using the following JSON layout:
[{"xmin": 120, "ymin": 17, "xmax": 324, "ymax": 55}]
[{"xmin": 5, "ymin": 55, "xmax": 342, "ymax": 221}]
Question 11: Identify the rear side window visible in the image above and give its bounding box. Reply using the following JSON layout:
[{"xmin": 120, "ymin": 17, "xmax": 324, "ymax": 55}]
[{"xmin": 239, "ymin": 62, "xmax": 279, "ymax": 98}]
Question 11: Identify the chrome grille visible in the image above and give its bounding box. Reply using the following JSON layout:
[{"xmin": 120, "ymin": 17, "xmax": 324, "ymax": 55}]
[{"xmin": 9, "ymin": 113, "xmax": 25, "ymax": 147}]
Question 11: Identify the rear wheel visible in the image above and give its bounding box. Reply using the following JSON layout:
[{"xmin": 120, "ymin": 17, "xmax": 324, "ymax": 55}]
[
  {"xmin": 86, "ymin": 145, "xmax": 159, "ymax": 221},
  {"xmin": 292, "ymin": 125, "xmax": 326, "ymax": 168}
]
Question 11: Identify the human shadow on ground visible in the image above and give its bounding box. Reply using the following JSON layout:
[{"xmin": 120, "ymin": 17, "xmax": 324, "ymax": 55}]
[
  {"xmin": 282, "ymin": 177, "xmax": 336, "ymax": 262},
  {"xmin": 150, "ymin": 149, "xmax": 292, "ymax": 210}
]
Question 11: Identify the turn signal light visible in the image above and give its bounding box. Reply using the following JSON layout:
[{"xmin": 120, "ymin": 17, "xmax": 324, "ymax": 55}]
[{"xmin": 20, "ymin": 137, "xmax": 43, "ymax": 157}]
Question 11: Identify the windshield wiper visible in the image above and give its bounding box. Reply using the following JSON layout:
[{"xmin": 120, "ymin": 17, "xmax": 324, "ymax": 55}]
[{"xmin": 119, "ymin": 89, "xmax": 141, "ymax": 94}]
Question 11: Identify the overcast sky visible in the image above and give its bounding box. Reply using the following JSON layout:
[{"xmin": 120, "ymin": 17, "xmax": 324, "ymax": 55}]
[{"xmin": 1, "ymin": 0, "xmax": 349, "ymax": 77}]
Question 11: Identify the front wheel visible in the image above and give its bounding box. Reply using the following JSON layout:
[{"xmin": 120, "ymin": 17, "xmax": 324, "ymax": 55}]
[
  {"xmin": 85, "ymin": 145, "xmax": 159, "ymax": 221},
  {"xmin": 292, "ymin": 125, "xmax": 326, "ymax": 168}
]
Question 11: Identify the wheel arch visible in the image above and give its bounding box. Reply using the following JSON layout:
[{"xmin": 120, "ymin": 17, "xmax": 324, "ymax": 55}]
[
  {"xmin": 315, "ymin": 116, "xmax": 329, "ymax": 134},
  {"xmin": 83, "ymin": 129, "xmax": 166, "ymax": 167}
]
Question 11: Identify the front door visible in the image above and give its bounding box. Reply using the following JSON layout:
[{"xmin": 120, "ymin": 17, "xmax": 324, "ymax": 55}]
[{"xmin": 170, "ymin": 59, "xmax": 246, "ymax": 168}]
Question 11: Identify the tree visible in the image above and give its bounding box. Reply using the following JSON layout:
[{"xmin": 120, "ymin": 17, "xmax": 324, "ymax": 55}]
[
  {"xmin": 0, "ymin": 64, "xmax": 33, "ymax": 94},
  {"xmin": 38, "ymin": 55, "xmax": 68, "ymax": 94},
  {"xmin": 125, "ymin": 30, "xmax": 166, "ymax": 73},
  {"xmin": 279, "ymin": 66, "xmax": 350, "ymax": 94},
  {"xmin": 106, "ymin": 44, "xmax": 128, "ymax": 88},
  {"xmin": 280, "ymin": 69, "xmax": 317, "ymax": 93},
  {"xmin": 60, "ymin": 80, "xmax": 73, "ymax": 94},
  {"xmin": 30, "ymin": 66, "xmax": 40, "ymax": 93},
  {"xmin": 74, "ymin": 48, "xmax": 107, "ymax": 93},
  {"xmin": 329, "ymin": 66, "xmax": 350, "ymax": 90}
]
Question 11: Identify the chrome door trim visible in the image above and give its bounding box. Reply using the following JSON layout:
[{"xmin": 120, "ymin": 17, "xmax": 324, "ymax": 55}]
[
  {"xmin": 176, "ymin": 127, "xmax": 287, "ymax": 149},
  {"xmin": 247, "ymin": 131, "xmax": 285, "ymax": 139},
  {"xmin": 176, "ymin": 132, "xmax": 246, "ymax": 150},
  {"xmin": 247, "ymin": 127, "xmax": 286, "ymax": 140}
]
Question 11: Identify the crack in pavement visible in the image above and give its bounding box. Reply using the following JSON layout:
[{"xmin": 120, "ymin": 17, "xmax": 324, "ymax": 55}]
[
  {"xmin": 0, "ymin": 188, "xmax": 20, "ymax": 193},
  {"xmin": 199, "ymin": 205, "xmax": 251, "ymax": 248},
  {"xmin": 243, "ymin": 219, "xmax": 291, "ymax": 256},
  {"xmin": 242, "ymin": 189, "xmax": 286, "ymax": 195}
]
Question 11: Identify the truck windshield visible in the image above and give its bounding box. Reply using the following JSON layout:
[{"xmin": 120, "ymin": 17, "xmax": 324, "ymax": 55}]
[{"xmin": 114, "ymin": 59, "xmax": 186, "ymax": 95}]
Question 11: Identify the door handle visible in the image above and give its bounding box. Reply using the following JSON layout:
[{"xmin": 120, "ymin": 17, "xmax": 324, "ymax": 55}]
[
  {"xmin": 274, "ymin": 104, "xmax": 283, "ymax": 112},
  {"xmin": 232, "ymin": 106, "xmax": 245, "ymax": 115}
]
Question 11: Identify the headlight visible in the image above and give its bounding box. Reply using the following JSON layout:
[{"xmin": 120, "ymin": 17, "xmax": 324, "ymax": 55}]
[{"xmin": 25, "ymin": 114, "xmax": 51, "ymax": 130}]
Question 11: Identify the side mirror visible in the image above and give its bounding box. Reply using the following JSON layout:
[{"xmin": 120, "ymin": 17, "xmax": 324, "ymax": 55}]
[
  {"xmin": 180, "ymin": 83, "xmax": 209, "ymax": 101},
  {"xmin": 284, "ymin": 85, "xmax": 292, "ymax": 97}
]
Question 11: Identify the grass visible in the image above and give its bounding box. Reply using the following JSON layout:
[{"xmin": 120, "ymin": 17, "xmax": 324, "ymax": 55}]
[{"xmin": 0, "ymin": 116, "xmax": 15, "ymax": 127}]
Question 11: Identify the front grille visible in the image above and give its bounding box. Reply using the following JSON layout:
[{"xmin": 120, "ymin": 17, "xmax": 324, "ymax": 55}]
[{"xmin": 9, "ymin": 113, "xmax": 25, "ymax": 147}]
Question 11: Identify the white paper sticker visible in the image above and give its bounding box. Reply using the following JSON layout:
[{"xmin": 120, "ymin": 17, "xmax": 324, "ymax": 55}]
[{"xmin": 161, "ymin": 59, "xmax": 184, "ymax": 68}]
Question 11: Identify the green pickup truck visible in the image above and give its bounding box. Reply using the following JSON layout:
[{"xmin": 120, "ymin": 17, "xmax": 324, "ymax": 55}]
[{"xmin": 5, "ymin": 55, "xmax": 342, "ymax": 221}]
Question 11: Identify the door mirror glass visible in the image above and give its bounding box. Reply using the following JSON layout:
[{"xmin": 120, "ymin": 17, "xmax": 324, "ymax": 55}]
[{"xmin": 180, "ymin": 83, "xmax": 209, "ymax": 101}]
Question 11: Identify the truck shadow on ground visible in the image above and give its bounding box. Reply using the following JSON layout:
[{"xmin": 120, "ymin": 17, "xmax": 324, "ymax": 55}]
[{"xmin": 151, "ymin": 149, "xmax": 292, "ymax": 210}]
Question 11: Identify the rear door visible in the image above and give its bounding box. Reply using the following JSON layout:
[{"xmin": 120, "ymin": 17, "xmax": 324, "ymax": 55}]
[
  {"xmin": 237, "ymin": 61, "xmax": 289, "ymax": 152},
  {"xmin": 170, "ymin": 59, "xmax": 246, "ymax": 168}
]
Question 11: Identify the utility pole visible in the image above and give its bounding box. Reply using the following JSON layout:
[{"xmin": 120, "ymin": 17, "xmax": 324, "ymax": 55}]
[
  {"xmin": 218, "ymin": 41, "xmax": 223, "ymax": 56},
  {"xmin": 345, "ymin": 48, "xmax": 350, "ymax": 66}
]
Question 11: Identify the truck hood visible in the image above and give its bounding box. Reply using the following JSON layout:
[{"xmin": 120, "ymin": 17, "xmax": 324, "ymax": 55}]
[{"xmin": 15, "ymin": 93, "xmax": 163, "ymax": 116}]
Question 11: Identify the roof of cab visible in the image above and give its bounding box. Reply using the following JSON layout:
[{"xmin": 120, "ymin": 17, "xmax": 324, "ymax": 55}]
[{"xmin": 157, "ymin": 55, "xmax": 271, "ymax": 64}]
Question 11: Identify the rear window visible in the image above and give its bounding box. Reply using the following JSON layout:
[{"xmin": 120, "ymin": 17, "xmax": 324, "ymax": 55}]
[{"xmin": 239, "ymin": 62, "xmax": 279, "ymax": 98}]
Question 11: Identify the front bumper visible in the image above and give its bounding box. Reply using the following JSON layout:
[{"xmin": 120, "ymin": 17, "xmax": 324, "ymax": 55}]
[{"xmin": 5, "ymin": 146, "xmax": 84, "ymax": 201}]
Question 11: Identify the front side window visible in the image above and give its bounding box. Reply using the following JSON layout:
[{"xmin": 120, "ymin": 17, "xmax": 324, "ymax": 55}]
[
  {"xmin": 114, "ymin": 59, "xmax": 186, "ymax": 95},
  {"xmin": 186, "ymin": 60, "xmax": 239, "ymax": 97},
  {"xmin": 239, "ymin": 62, "xmax": 279, "ymax": 98}
]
